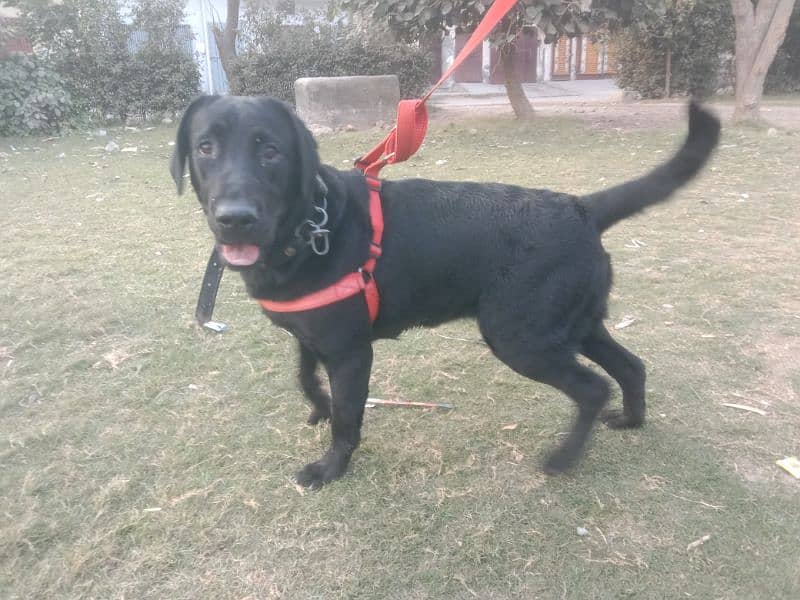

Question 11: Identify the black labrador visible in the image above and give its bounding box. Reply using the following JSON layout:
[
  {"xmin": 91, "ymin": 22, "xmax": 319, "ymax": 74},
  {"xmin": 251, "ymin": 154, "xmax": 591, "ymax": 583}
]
[{"xmin": 171, "ymin": 96, "xmax": 720, "ymax": 489}]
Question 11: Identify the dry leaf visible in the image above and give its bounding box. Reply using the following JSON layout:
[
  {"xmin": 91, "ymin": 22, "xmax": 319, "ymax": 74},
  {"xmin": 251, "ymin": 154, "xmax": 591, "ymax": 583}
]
[
  {"xmin": 102, "ymin": 349, "xmax": 131, "ymax": 369},
  {"xmin": 776, "ymin": 457, "xmax": 800, "ymax": 479}
]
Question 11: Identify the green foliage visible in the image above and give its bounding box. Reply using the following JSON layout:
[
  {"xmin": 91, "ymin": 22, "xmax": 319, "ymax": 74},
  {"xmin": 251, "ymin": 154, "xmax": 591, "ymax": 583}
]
[
  {"xmin": 231, "ymin": 9, "xmax": 432, "ymax": 103},
  {"xmin": 4, "ymin": 0, "xmax": 198, "ymax": 131},
  {"xmin": 128, "ymin": 46, "xmax": 201, "ymax": 118},
  {"xmin": 341, "ymin": 0, "xmax": 651, "ymax": 45},
  {"xmin": 0, "ymin": 54, "xmax": 73, "ymax": 135},
  {"xmin": 126, "ymin": 0, "xmax": 200, "ymax": 119},
  {"xmin": 615, "ymin": 0, "xmax": 733, "ymax": 99}
]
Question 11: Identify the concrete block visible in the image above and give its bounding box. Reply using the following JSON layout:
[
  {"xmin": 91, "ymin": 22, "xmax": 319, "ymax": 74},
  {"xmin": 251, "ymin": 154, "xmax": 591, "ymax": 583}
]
[{"xmin": 294, "ymin": 75, "xmax": 400, "ymax": 129}]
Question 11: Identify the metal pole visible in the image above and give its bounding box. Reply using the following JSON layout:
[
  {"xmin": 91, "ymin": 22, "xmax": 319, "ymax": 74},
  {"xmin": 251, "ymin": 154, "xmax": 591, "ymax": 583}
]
[{"xmin": 199, "ymin": 0, "xmax": 214, "ymax": 94}]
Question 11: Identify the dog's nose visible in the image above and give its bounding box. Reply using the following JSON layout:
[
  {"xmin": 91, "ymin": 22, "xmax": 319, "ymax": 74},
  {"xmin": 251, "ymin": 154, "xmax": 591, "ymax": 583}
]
[{"xmin": 214, "ymin": 203, "xmax": 258, "ymax": 228}]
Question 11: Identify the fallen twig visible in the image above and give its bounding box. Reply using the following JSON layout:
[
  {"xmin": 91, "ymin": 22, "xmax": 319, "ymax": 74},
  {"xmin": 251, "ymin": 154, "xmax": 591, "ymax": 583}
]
[
  {"xmin": 721, "ymin": 402, "xmax": 767, "ymax": 416},
  {"xmin": 668, "ymin": 493, "xmax": 725, "ymax": 510},
  {"xmin": 366, "ymin": 398, "xmax": 454, "ymax": 410}
]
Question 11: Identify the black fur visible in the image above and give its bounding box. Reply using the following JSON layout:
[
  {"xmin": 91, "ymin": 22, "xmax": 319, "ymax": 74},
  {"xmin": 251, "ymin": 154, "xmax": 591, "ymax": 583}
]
[{"xmin": 172, "ymin": 96, "xmax": 720, "ymax": 488}]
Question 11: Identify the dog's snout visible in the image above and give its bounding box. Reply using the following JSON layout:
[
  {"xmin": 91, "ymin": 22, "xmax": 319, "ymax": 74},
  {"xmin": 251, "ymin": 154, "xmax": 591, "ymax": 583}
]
[{"xmin": 214, "ymin": 203, "xmax": 258, "ymax": 229}]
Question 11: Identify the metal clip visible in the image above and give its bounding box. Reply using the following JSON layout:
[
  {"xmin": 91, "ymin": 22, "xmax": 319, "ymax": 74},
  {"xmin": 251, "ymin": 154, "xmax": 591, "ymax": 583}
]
[{"xmin": 295, "ymin": 196, "xmax": 330, "ymax": 256}]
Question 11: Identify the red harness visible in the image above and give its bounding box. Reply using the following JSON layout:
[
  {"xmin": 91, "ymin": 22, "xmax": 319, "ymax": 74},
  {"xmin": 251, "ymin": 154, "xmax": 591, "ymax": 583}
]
[
  {"xmin": 257, "ymin": 176, "xmax": 384, "ymax": 323},
  {"xmin": 255, "ymin": 0, "xmax": 520, "ymax": 325}
]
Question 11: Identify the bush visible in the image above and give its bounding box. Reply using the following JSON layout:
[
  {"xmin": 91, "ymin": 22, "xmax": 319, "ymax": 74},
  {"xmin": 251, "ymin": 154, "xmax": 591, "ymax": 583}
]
[
  {"xmin": 230, "ymin": 10, "xmax": 432, "ymax": 103},
  {"xmin": 615, "ymin": 0, "xmax": 733, "ymax": 99},
  {"xmin": 0, "ymin": 54, "xmax": 73, "ymax": 136},
  {"xmin": 127, "ymin": 46, "xmax": 200, "ymax": 119},
  {"xmin": 8, "ymin": 0, "xmax": 198, "ymax": 128}
]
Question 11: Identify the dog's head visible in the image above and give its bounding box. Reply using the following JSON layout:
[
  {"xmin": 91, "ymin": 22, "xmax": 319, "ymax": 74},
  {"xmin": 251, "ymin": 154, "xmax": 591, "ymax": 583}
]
[{"xmin": 171, "ymin": 95, "xmax": 320, "ymax": 269}]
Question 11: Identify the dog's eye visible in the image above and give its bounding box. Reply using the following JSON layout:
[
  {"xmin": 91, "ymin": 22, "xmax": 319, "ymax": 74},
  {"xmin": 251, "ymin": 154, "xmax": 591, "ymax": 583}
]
[
  {"xmin": 260, "ymin": 146, "xmax": 279, "ymax": 165},
  {"xmin": 197, "ymin": 141, "xmax": 213, "ymax": 156}
]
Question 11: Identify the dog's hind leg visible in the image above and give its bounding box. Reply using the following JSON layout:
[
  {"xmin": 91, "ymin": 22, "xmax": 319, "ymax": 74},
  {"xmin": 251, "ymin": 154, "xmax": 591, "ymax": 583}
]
[
  {"xmin": 525, "ymin": 354, "xmax": 611, "ymax": 474},
  {"xmin": 580, "ymin": 324, "xmax": 646, "ymax": 429},
  {"xmin": 298, "ymin": 342, "xmax": 331, "ymax": 425},
  {"xmin": 480, "ymin": 329, "xmax": 610, "ymax": 473}
]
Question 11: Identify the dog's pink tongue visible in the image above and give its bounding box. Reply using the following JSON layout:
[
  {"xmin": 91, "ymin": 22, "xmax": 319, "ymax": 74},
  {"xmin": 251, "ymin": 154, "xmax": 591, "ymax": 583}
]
[{"xmin": 220, "ymin": 244, "xmax": 260, "ymax": 266}]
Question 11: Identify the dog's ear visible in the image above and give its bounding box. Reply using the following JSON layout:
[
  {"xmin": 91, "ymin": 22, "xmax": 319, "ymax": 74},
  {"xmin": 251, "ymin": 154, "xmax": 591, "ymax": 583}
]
[
  {"xmin": 170, "ymin": 95, "xmax": 219, "ymax": 195},
  {"xmin": 266, "ymin": 99, "xmax": 321, "ymax": 205}
]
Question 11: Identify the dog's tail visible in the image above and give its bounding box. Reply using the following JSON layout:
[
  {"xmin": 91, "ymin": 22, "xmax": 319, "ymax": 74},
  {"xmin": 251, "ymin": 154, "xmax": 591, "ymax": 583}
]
[{"xmin": 580, "ymin": 101, "xmax": 720, "ymax": 233}]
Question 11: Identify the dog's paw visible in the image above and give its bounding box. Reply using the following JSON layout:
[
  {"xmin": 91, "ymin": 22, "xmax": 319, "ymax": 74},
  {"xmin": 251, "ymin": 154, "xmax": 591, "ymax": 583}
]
[
  {"xmin": 295, "ymin": 459, "xmax": 344, "ymax": 490},
  {"xmin": 542, "ymin": 450, "xmax": 575, "ymax": 475},
  {"xmin": 601, "ymin": 408, "xmax": 644, "ymax": 430},
  {"xmin": 306, "ymin": 407, "xmax": 331, "ymax": 426}
]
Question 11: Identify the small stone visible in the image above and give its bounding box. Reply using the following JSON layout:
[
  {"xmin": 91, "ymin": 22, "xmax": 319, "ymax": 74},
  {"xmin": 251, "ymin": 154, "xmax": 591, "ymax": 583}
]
[
  {"xmin": 468, "ymin": 128, "xmax": 478, "ymax": 135},
  {"xmin": 104, "ymin": 141, "xmax": 120, "ymax": 153},
  {"xmin": 56, "ymin": 152, "xmax": 65, "ymax": 159},
  {"xmin": 308, "ymin": 124, "xmax": 333, "ymax": 136},
  {"xmin": 344, "ymin": 124, "xmax": 357, "ymax": 132},
  {"xmin": 766, "ymin": 127, "xmax": 778, "ymax": 137}
]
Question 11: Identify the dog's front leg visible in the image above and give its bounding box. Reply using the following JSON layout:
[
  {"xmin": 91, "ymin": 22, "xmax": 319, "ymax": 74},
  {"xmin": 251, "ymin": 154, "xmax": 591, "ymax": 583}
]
[
  {"xmin": 295, "ymin": 343, "xmax": 373, "ymax": 489},
  {"xmin": 298, "ymin": 342, "xmax": 331, "ymax": 425}
]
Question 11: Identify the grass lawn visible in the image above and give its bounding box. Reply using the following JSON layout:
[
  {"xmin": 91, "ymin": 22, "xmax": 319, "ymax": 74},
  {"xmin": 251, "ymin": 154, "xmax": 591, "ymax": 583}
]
[{"xmin": 1, "ymin": 109, "xmax": 799, "ymax": 599}]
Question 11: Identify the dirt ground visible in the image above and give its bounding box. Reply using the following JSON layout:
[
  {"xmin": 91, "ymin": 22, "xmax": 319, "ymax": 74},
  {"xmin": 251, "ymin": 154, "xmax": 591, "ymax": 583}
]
[{"xmin": 436, "ymin": 98, "xmax": 800, "ymax": 131}]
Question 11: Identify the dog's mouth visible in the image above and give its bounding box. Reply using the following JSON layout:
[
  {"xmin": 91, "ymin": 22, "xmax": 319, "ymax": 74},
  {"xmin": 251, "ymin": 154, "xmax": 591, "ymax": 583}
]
[{"xmin": 219, "ymin": 243, "xmax": 261, "ymax": 267}]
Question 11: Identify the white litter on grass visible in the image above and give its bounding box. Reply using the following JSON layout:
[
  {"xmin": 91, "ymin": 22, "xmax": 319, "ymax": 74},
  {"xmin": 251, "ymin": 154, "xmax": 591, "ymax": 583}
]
[
  {"xmin": 576, "ymin": 527, "xmax": 589, "ymax": 537},
  {"xmin": 435, "ymin": 159, "xmax": 448, "ymax": 166},
  {"xmin": 121, "ymin": 146, "xmax": 138, "ymax": 153},
  {"xmin": 625, "ymin": 238, "xmax": 647, "ymax": 249},
  {"xmin": 614, "ymin": 316, "xmax": 636, "ymax": 330},
  {"xmin": 686, "ymin": 534, "xmax": 711, "ymax": 551}
]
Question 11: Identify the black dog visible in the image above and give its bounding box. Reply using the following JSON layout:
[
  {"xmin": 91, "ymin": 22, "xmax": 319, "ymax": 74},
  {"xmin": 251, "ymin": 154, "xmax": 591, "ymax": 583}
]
[{"xmin": 171, "ymin": 96, "xmax": 720, "ymax": 489}]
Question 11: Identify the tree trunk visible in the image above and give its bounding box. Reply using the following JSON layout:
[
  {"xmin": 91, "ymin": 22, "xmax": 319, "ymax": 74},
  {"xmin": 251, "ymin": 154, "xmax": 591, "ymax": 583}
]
[
  {"xmin": 499, "ymin": 43, "xmax": 534, "ymax": 119},
  {"xmin": 730, "ymin": 0, "xmax": 796, "ymax": 123},
  {"xmin": 212, "ymin": 0, "xmax": 241, "ymax": 91},
  {"xmin": 665, "ymin": 48, "xmax": 672, "ymax": 97}
]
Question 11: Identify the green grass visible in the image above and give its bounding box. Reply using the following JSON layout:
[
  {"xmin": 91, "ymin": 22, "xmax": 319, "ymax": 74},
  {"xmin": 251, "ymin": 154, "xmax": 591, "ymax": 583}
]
[{"xmin": 1, "ymin": 112, "xmax": 799, "ymax": 599}]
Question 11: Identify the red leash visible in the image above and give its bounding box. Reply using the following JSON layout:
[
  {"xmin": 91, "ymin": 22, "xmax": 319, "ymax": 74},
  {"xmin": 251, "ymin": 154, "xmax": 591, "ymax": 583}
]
[
  {"xmin": 355, "ymin": 0, "xmax": 521, "ymax": 178},
  {"xmin": 259, "ymin": 1, "xmax": 520, "ymax": 323}
]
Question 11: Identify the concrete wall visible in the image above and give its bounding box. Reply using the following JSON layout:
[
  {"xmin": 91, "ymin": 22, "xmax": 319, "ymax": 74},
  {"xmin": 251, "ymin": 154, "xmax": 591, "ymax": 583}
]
[{"xmin": 294, "ymin": 75, "xmax": 400, "ymax": 128}]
